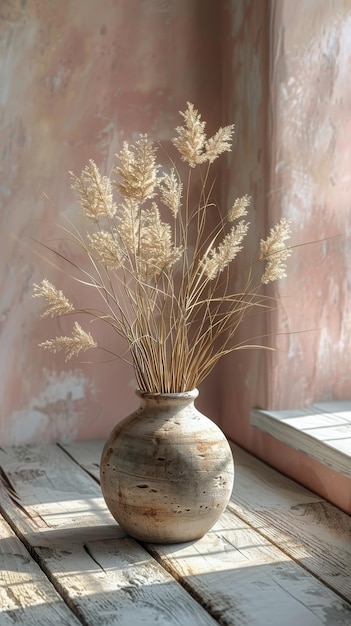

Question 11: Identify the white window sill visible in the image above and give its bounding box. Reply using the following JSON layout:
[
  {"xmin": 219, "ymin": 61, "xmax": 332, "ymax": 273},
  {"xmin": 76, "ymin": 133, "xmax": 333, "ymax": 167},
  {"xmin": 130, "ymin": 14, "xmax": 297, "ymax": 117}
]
[{"xmin": 250, "ymin": 401, "xmax": 351, "ymax": 479}]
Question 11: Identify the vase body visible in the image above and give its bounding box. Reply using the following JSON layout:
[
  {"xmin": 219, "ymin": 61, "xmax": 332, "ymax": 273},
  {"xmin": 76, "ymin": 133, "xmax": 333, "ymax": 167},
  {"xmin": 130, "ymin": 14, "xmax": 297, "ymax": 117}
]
[{"xmin": 100, "ymin": 389, "xmax": 234, "ymax": 543}]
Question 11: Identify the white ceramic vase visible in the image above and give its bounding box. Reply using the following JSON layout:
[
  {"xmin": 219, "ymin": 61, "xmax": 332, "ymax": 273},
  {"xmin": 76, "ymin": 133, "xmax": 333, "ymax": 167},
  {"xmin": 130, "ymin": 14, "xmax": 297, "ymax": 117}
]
[{"xmin": 100, "ymin": 389, "xmax": 234, "ymax": 543}]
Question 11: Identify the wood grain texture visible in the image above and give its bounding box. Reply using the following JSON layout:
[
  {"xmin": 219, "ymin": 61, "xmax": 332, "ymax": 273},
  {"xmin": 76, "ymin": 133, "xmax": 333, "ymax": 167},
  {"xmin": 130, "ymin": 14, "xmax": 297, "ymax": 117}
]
[
  {"xmin": 0, "ymin": 514, "xmax": 79, "ymax": 625},
  {"xmin": 61, "ymin": 439, "xmax": 351, "ymax": 604},
  {"xmin": 0, "ymin": 445, "xmax": 218, "ymax": 625},
  {"xmin": 251, "ymin": 403, "xmax": 351, "ymax": 478},
  {"xmin": 63, "ymin": 441, "xmax": 351, "ymax": 625},
  {"xmin": 228, "ymin": 443, "xmax": 351, "ymax": 603},
  {"xmin": 2, "ymin": 440, "xmax": 351, "ymax": 625},
  {"xmin": 59, "ymin": 441, "xmax": 102, "ymax": 481},
  {"xmin": 0, "ymin": 444, "xmax": 111, "ymax": 537},
  {"xmin": 148, "ymin": 509, "xmax": 351, "ymax": 626},
  {"xmin": 33, "ymin": 536, "xmax": 218, "ymax": 626}
]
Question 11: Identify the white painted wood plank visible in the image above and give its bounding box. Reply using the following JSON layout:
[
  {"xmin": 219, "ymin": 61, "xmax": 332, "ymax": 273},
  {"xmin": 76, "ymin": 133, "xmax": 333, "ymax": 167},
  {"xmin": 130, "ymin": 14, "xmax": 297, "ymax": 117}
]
[
  {"xmin": 228, "ymin": 443, "xmax": 351, "ymax": 603},
  {"xmin": 63, "ymin": 441, "xmax": 351, "ymax": 624},
  {"xmin": 0, "ymin": 445, "xmax": 217, "ymax": 626},
  {"xmin": 65, "ymin": 440, "xmax": 351, "ymax": 607},
  {"xmin": 251, "ymin": 406, "xmax": 351, "ymax": 478},
  {"xmin": 38, "ymin": 536, "xmax": 217, "ymax": 626},
  {"xmin": 0, "ymin": 514, "xmax": 79, "ymax": 626},
  {"xmin": 148, "ymin": 509, "xmax": 351, "ymax": 626},
  {"xmin": 0, "ymin": 444, "xmax": 112, "ymax": 534},
  {"xmin": 60, "ymin": 440, "xmax": 103, "ymax": 482}
]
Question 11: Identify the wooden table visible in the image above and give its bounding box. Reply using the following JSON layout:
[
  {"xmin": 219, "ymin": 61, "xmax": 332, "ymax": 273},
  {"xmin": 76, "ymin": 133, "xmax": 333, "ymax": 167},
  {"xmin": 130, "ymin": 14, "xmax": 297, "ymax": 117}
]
[{"xmin": 0, "ymin": 440, "xmax": 350, "ymax": 625}]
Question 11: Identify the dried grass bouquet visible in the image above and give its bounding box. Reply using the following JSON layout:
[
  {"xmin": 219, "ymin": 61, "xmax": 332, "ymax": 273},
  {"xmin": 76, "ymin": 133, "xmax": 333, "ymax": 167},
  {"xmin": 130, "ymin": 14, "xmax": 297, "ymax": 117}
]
[{"xmin": 33, "ymin": 103, "xmax": 291, "ymax": 393}]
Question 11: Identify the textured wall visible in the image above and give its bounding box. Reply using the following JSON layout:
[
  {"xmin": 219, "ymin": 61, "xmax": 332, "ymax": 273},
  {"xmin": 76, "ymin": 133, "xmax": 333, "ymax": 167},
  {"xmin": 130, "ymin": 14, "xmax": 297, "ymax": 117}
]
[
  {"xmin": 220, "ymin": 0, "xmax": 351, "ymax": 435},
  {"xmin": 220, "ymin": 0, "xmax": 351, "ymax": 513},
  {"xmin": 219, "ymin": 0, "xmax": 271, "ymax": 441},
  {"xmin": 268, "ymin": 0, "xmax": 351, "ymax": 409},
  {"xmin": 0, "ymin": 0, "xmax": 222, "ymax": 445}
]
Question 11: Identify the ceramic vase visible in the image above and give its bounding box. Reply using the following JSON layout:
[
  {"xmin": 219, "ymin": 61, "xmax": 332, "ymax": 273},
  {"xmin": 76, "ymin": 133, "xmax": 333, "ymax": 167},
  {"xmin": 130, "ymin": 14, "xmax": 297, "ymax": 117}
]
[{"xmin": 100, "ymin": 389, "xmax": 234, "ymax": 543}]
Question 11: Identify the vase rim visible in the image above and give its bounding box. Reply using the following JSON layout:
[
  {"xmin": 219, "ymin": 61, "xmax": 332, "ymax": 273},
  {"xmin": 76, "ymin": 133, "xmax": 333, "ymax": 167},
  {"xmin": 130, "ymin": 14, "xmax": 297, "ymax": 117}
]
[{"xmin": 136, "ymin": 388, "xmax": 199, "ymax": 401}]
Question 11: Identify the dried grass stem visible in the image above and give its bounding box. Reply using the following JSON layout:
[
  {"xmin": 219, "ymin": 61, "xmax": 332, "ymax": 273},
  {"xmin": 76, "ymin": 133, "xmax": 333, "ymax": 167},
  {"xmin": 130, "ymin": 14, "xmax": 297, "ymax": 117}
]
[{"xmin": 33, "ymin": 103, "xmax": 291, "ymax": 391}]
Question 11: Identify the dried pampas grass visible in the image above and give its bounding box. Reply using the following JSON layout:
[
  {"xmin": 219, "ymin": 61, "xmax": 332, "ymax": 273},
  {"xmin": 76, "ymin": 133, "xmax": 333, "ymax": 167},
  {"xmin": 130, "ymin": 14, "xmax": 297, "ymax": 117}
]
[{"xmin": 33, "ymin": 103, "xmax": 291, "ymax": 392}]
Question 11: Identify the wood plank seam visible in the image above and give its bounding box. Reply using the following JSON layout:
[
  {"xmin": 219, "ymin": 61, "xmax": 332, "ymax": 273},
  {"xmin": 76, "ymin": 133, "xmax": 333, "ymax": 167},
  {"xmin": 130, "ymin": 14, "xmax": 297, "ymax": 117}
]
[
  {"xmin": 145, "ymin": 543, "xmax": 226, "ymax": 624},
  {"xmin": 0, "ymin": 501, "xmax": 86, "ymax": 624},
  {"xmin": 56, "ymin": 444, "xmax": 227, "ymax": 623},
  {"xmin": 0, "ymin": 444, "xmax": 219, "ymax": 626},
  {"xmin": 0, "ymin": 507, "xmax": 86, "ymax": 624},
  {"xmin": 82, "ymin": 543, "xmax": 107, "ymax": 574},
  {"xmin": 3, "ymin": 441, "xmax": 351, "ymax": 624},
  {"xmin": 226, "ymin": 500, "xmax": 351, "ymax": 607},
  {"xmin": 227, "ymin": 442, "xmax": 351, "ymax": 606},
  {"xmin": 0, "ymin": 461, "xmax": 92, "ymax": 624},
  {"xmin": 63, "ymin": 442, "xmax": 310, "ymax": 623},
  {"xmin": 59, "ymin": 439, "xmax": 351, "ymax": 622},
  {"xmin": 59, "ymin": 441, "xmax": 351, "ymax": 615},
  {"xmin": 57, "ymin": 443, "xmax": 100, "ymax": 486},
  {"xmin": 143, "ymin": 542, "xmax": 227, "ymax": 625},
  {"xmin": 0, "ymin": 514, "xmax": 81, "ymax": 625}
]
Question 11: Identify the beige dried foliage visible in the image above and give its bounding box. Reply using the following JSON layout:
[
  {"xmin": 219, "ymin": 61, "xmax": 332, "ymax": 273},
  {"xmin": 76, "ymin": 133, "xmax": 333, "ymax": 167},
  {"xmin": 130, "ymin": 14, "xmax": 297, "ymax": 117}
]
[
  {"xmin": 138, "ymin": 203, "xmax": 183, "ymax": 278},
  {"xmin": 33, "ymin": 279, "xmax": 74, "ymax": 317},
  {"xmin": 70, "ymin": 160, "xmax": 116, "ymax": 222},
  {"xmin": 39, "ymin": 322, "xmax": 97, "ymax": 361},
  {"xmin": 114, "ymin": 135, "xmax": 159, "ymax": 203},
  {"xmin": 260, "ymin": 218, "xmax": 292, "ymax": 284},
  {"xmin": 88, "ymin": 231, "xmax": 122, "ymax": 269},
  {"xmin": 201, "ymin": 221, "xmax": 250, "ymax": 280},
  {"xmin": 33, "ymin": 103, "xmax": 292, "ymax": 392},
  {"xmin": 159, "ymin": 169, "xmax": 182, "ymax": 218},
  {"xmin": 172, "ymin": 102, "xmax": 207, "ymax": 168},
  {"xmin": 228, "ymin": 194, "xmax": 251, "ymax": 222},
  {"xmin": 203, "ymin": 125, "xmax": 235, "ymax": 164},
  {"xmin": 117, "ymin": 198, "xmax": 141, "ymax": 257}
]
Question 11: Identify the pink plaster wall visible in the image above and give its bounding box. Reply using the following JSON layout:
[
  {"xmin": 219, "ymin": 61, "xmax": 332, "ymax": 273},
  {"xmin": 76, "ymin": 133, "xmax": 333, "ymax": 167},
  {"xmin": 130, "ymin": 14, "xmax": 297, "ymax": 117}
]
[
  {"xmin": 220, "ymin": 0, "xmax": 351, "ymax": 514},
  {"xmin": 219, "ymin": 0, "xmax": 271, "ymax": 441},
  {"xmin": 0, "ymin": 0, "xmax": 222, "ymax": 445}
]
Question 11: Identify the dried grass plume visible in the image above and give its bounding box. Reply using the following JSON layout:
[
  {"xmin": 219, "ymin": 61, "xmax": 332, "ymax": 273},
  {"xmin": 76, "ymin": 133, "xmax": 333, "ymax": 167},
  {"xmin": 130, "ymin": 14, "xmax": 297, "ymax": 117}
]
[{"xmin": 33, "ymin": 103, "xmax": 292, "ymax": 392}]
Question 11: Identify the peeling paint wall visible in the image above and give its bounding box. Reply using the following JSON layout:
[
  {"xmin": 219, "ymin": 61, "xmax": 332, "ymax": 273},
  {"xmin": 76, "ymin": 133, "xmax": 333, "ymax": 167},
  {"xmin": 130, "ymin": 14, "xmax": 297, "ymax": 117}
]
[{"xmin": 0, "ymin": 0, "xmax": 222, "ymax": 445}]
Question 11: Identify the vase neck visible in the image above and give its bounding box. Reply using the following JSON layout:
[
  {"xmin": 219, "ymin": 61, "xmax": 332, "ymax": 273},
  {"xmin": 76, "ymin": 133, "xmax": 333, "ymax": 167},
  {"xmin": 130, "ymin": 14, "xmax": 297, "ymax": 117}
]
[{"xmin": 136, "ymin": 389, "xmax": 198, "ymax": 409}]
